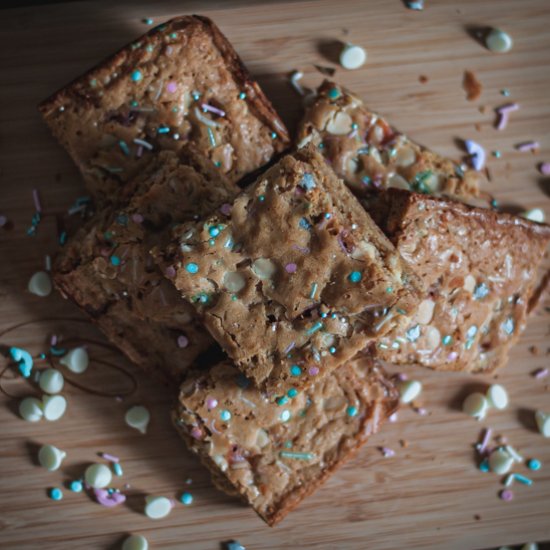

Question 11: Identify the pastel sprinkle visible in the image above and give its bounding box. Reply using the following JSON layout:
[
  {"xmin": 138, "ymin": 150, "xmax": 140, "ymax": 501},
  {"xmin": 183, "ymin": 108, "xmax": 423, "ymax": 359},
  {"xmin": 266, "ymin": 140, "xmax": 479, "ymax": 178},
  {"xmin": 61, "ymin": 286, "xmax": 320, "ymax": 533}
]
[
  {"xmin": 495, "ymin": 103, "xmax": 519, "ymax": 130},
  {"xmin": 287, "ymin": 388, "xmax": 298, "ymax": 398},
  {"xmin": 348, "ymin": 271, "xmax": 362, "ymax": 283},
  {"xmin": 464, "ymin": 139, "xmax": 486, "ymax": 171},
  {"xmin": 516, "ymin": 141, "xmax": 539, "ymax": 152},
  {"xmin": 534, "ymin": 368, "xmax": 548, "ymax": 379},
  {"xmin": 206, "ymin": 397, "xmax": 218, "ymax": 409},
  {"xmin": 186, "ymin": 262, "xmax": 199, "ymax": 274},
  {"xmin": 110, "ymin": 255, "xmax": 121, "ymax": 266},
  {"xmin": 134, "ymin": 138, "xmax": 153, "ymax": 150},
  {"xmin": 527, "ymin": 458, "xmax": 541, "ymax": 471},
  {"xmin": 290, "ymin": 365, "xmax": 302, "ymax": 377},
  {"xmin": 69, "ymin": 480, "xmax": 83, "ymax": 492},
  {"xmin": 131, "ymin": 70, "xmax": 142, "ymax": 82},
  {"xmin": 49, "ymin": 487, "xmax": 63, "ymax": 500},
  {"xmin": 513, "ymin": 473, "xmax": 533, "ymax": 486},
  {"xmin": 280, "ymin": 410, "xmax": 291, "ymax": 422},
  {"xmin": 280, "ymin": 451, "xmax": 314, "ymax": 460},
  {"xmin": 177, "ymin": 334, "xmax": 189, "ymax": 348},
  {"xmin": 499, "ymin": 489, "xmax": 513, "ymax": 501},
  {"xmin": 201, "ymin": 103, "xmax": 226, "ymax": 117},
  {"xmin": 100, "ymin": 452, "xmax": 120, "ymax": 463},
  {"xmin": 180, "ymin": 492, "xmax": 193, "ymax": 505},
  {"xmin": 143, "ymin": 18, "xmax": 154, "ymax": 24},
  {"xmin": 165, "ymin": 266, "xmax": 176, "ymax": 278},
  {"xmin": 285, "ymin": 263, "xmax": 297, "ymax": 273},
  {"xmin": 538, "ymin": 162, "xmax": 550, "ymax": 176},
  {"xmin": 310, "ymin": 282, "xmax": 318, "ymax": 299},
  {"xmin": 113, "ymin": 462, "xmax": 123, "ymax": 476},
  {"xmin": 380, "ymin": 447, "xmax": 395, "ymax": 458},
  {"xmin": 308, "ymin": 366, "xmax": 319, "ymax": 376},
  {"xmin": 166, "ymin": 81, "xmax": 177, "ymax": 93},
  {"xmin": 220, "ymin": 410, "xmax": 231, "ymax": 422},
  {"xmin": 306, "ymin": 321, "xmax": 324, "ymax": 336},
  {"xmin": 346, "ymin": 406, "xmax": 358, "ymax": 417},
  {"xmin": 32, "ymin": 188, "xmax": 42, "ymax": 213},
  {"xmin": 220, "ymin": 203, "xmax": 232, "ymax": 216}
]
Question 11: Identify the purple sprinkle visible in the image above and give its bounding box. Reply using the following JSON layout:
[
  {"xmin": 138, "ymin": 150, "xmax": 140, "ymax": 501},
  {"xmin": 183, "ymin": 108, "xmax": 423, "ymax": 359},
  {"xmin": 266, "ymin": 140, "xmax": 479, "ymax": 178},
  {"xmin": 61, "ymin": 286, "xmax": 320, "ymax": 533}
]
[
  {"xmin": 166, "ymin": 81, "xmax": 177, "ymax": 93},
  {"xmin": 190, "ymin": 427, "xmax": 202, "ymax": 439},
  {"xmin": 284, "ymin": 342, "xmax": 296, "ymax": 354},
  {"xmin": 478, "ymin": 427, "xmax": 492, "ymax": 454},
  {"xmin": 464, "ymin": 139, "xmax": 486, "ymax": 171},
  {"xmin": 495, "ymin": 103, "xmax": 519, "ymax": 130},
  {"xmin": 396, "ymin": 373, "xmax": 408, "ymax": 381},
  {"xmin": 285, "ymin": 263, "xmax": 297, "ymax": 273},
  {"xmin": 50, "ymin": 334, "xmax": 58, "ymax": 346},
  {"xmin": 206, "ymin": 397, "xmax": 218, "ymax": 409},
  {"xmin": 177, "ymin": 334, "xmax": 189, "ymax": 348},
  {"xmin": 32, "ymin": 189, "xmax": 42, "ymax": 213},
  {"xmin": 388, "ymin": 412, "xmax": 398, "ymax": 423},
  {"xmin": 308, "ymin": 366, "xmax": 319, "ymax": 376},
  {"xmin": 291, "ymin": 244, "xmax": 310, "ymax": 254},
  {"xmin": 0, "ymin": 215, "xmax": 7, "ymax": 227},
  {"xmin": 136, "ymin": 145, "xmax": 144, "ymax": 158},
  {"xmin": 380, "ymin": 447, "xmax": 395, "ymax": 457},
  {"xmin": 201, "ymin": 103, "xmax": 226, "ymax": 117},
  {"xmin": 447, "ymin": 351, "xmax": 459, "ymax": 361},
  {"xmin": 415, "ymin": 407, "xmax": 428, "ymax": 416},
  {"xmin": 100, "ymin": 452, "xmax": 120, "ymax": 463},
  {"xmin": 220, "ymin": 203, "xmax": 232, "ymax": 216},
  {"xmin": 539, "ymin": 162, "xmax": 550, "ymax": 176},
  {"xmin": 132, "ymin": 213, "xmax": 144, "ymax": 224},
  {"xmin": 534, "ymin": 368, "xmax": 548, "ymax": 379},
  {"xmin": 500, "ymin": 489, "xmax": 513, "ymax": 501},
  {"xmin": 516, "ymin": 141, "xmax": 539, "ymax": 152},
  {"xmin": 165, "ymin": 266, "xmax": 176, "ymax": 278}
]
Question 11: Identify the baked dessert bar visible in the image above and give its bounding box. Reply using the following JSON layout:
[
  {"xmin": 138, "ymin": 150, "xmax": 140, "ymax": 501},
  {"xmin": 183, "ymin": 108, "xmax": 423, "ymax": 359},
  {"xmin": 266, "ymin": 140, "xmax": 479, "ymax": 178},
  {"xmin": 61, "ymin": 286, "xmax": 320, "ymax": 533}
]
[
  {"xmin": 173, "ymin": 356, "xmax": 398, "ymax": 525},
  {"xmin": 54, "ymin": 149, "xmax": 238, "ymax": 383},
  {"xmin": 364, "ymin": 188, "xmax": 550, "ymax": 373},
  {"xmin": 39, "ymin": 15, "xmax": 289, "ymax": 202},
  {"xmin": 296, "ymin": 80, "xmax": 484, "ymax": 199},
  {"xmin": 156, "ymin": 145, "xmax": 423, "ymax": 393}
]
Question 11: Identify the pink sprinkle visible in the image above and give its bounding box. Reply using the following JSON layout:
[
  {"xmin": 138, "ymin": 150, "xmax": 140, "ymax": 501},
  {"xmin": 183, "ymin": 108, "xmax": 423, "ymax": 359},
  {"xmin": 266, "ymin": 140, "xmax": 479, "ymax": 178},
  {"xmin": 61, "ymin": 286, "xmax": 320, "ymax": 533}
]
[
  {"xmin": 201, "ymin": 103, "xmax": 226, "ymax": 117},
  {"xmin": 190, "ymin": 427, "xmax": 202, "ymax": 439},
  {"xmin": 206, "ymin": 397, "xmax": 218, "ymax": 409},
  {"xmin": 447, "ymin": 351, "xmax": 459, "ymax": 361},
  {"xmin": 165, "ymin": 266, "xmax": 176, "ymax": 278},
  {"xmin": 500, "ymin": 489, "xmax": 514, "ymax": 501},
  {"xmin": 534, "ymin": 368, "xmax": 549, "ymax": 379},
  {"xmin": 308, "ymin": 366, "xmax": 319, "ymax": 376},
  {"xmin": 177, "ymin": 334, "xmax": 189, "ymax": 348},
  {"xmin": 132, "ymin": 213, "xmax": 144, "ymax": 224},
  {"xmin": 285, "ymin": 263, "xmax": 297, "ymax": 273},
  {"xmin": 32, "ymin": 189, "xmax": 42, "ymax": 213},
  {"xmin": 379, "ymin": 447, "xmax": 395, "ymax": 457},
  {"xmin": 94, "ymin": 488, "xmax": 126, "ymax": 507},
  {"xmin": 495, "ymin": 112, "xmax": 510, "ymax": 131},
  {"xmin": 495, "ymin": 103, "xmax": 519, "ymax": 129},
  {"xmin": 220, "ymin": 203, "xmax": 232, "ymax": 216},
  {"xmin": 414, "ymin": 407, "xmax": 428, "ymax": 416},
  {"xmin": 538, "ymin": 162, "xmax": 550, "ymax": 175},
  {"xmin": 166, "ymin": 81, "xmax": 177, "ymax": 93},
  {"xmin": 0, "ymin": 215, "xmax": 7, "ymax": 227},
  {"xmin": 516, "ymin": 141, "xmax": 539, "ymax": 152},
  {"xmin": 388, "ymin": 412, "xmax": 398, "ymax": 423},
  {"xmin": 396, "ymin": 373, "xmax": 408, "ymax": 381},
  {"xmin": 478, "ymin": 427, "xmax": 492, "ymax": 454},
  {"xmin": 100, "ymin": 452, "xmax": 120, "ymax": 463}
]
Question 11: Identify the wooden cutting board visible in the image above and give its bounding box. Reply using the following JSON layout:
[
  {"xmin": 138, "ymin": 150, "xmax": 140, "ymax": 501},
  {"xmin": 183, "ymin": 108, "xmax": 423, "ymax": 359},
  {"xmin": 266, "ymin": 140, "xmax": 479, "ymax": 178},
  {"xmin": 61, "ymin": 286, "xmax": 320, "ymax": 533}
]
[{"xmin": 1, "ymin": 1, "xmax": 549, "ymax": 548}]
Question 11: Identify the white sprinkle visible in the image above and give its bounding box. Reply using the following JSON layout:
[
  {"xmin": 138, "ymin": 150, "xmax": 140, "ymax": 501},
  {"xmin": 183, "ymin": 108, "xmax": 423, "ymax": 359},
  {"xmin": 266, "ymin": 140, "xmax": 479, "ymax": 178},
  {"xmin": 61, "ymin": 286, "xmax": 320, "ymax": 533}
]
[
  {"xmin": 290, "ymin": 70, "xmax": 305, "ymax": 96},
  {"xmin": 133, "ymin": 138, "xmax": 153, "ymax": 150},
  {"xmin": 504, "ymin": 445, "xmax": 523, "ymax": 462}
]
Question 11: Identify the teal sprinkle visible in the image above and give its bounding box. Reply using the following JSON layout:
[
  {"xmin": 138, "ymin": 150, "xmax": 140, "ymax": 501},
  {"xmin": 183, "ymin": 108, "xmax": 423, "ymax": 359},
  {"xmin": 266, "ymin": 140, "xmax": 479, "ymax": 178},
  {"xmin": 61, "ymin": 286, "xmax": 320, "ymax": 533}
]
[
  {"xmin": 466, "ymin": 325, "xmax": 478, "ymax": 339},
  {"xmin": 59, "ymin": 231, "xmax": 67, "ymax": 246},
  {"xmin": 442, "ymin": 335, "xmax": 453, "ymax": 346},
  {"xmin": 318, "ymin": 142, "xmax": 325, "ymax": 149},
  {"xmin": 172, "ymin": 106, "xmax": 179, "ymax": 112},
  {"xmin": 169, "ymin": 32, "xmax": 177, "ymax": 39},
  {"xmin": 113, "ymin": 463, "xmax": 123, "ymax": 476},
  {"xmin": 406, "ymin": 325, "xmax": 421, "ymax": 342},
  {"xmin": 492, "ymin": 151, "xmax": 502, "ymax": 158},
  {"xmin": 491, "ymin": 199, "xmax": 499, "ymax": 209},
  {"xmin": 271, "ymin": 132, "xmax": 277, "ymax": 139},
  {"xmin": 89, "ymin": 78, "xmax": 97, "ymax": 88},
  {"xmin": 280, "ymin": 410, "xmax": 291, "ymax": 422},
  {"xmin": 207, "ymin": 127, "xmax": 216, "ymax": 147},
  {"xmin": 119, "ymin": 140, "xmax": 130, "ymax": 156},
  {"xmin": 209, "ymin": 239, "xmax": 215, "ymax": 246},
  {"xmin": 290, "ymin": 365, "xmax": 302, "ymax": 377},
  {"xmin": 386, "ymin": 286, "xmax": 393, "ymax": 293},
  {"xmin": 214, "ymin": 161, "xmax": 221, "ymax": 167},
  {"xmin": 116, "ymin": 214, "xmax": 128, "ymax": 226},
  {"xmin": 209, "ymin": 226, "xmax": 220, "ymax": 237},
  {"xmin": 502, "ymin": 317, "xmax": 515, "ymax": 335},
  {"xmin": 143, "ymin": 18, "xmax": 154, "ymax": 25},
  {"xmin": 192, "ymin": 91, "xmax": 201, "ymax": 100},
  {"xmin": 180, "ymin": 492, "xmax": 193, "ymax": 505},
  {"xmin": 130, "ymin": 99, "xmax": 139, "ymax": 107},
  {"xmin": 351, "ymin": 122, "xmax": 358, "ymax": 130},
  {"xmin": 146, "ymin": 45, "xmax": 154, "ymax": 53},
  {"xmin": 157, "ymin": 126, "xmax": 170, "ymax": 134},
  {"xmin": 513, "ymin": 473, "xmax": 533, "ymax": 486},
  {"xmin": 327, "ymin": 87, "xmax": 340, "ymax": 100},
  {"xmin": 287, "ymin": 388, "xmax": 298, "ymax": 398},
  {"xmin": 299, "ymin": 217, "xmax": 311, "ymax": 230},
  {"xmin": 465, "ymin": 339, "xmax": 475, "ymax": 350},
  {"xmin": 346, "ymin": 406, "xmax": 358, "ymax": 417},
  {"xmin": 396, "ymin": 308, "xmax": 407, "ymax": 315},
  {"xmin": 193, "ymin": 293, "xmax": 210, "ymax": 304},
  {"xmin": 306, "ymin": 321, "xmax": 324, "ymax": 336},
  {"xmin": 411, "ymin": 170, "xmax": 433, "ymax": 194},
  {"xmin": 186, "ymin": 262, "xmax": 199, "ymax": 274},
  {"xmin": 49, "ymin": 488, "xmax": 63, "ymax": 501},
  {"xmin": 239, "ymin": 92, "xmax": 247, "ymax": 99},
  {"xmin": 479, "ymin": 459, "xmax": 490, "ymax": 472},
  {"xmin": 284, "ymin": 441, "xmax": 293, "ymax": 448},
  {"xmin": 280, "ymin": 451, "xmax": 314, "ymax": 460},
  {"xmin": 474, "ymin": 282, "xmax": 490, "ymax": 300},
  {"xmin": 38, "ymin": 353, "xmax": 46, "ymax": 360},
  {"xmin": 220, "ymin": 410, "xmax": 231, "ymax": 422},
  {"xmin": 309, "ymin": 282, "xmax": 318, "ymax": 299},
  {"xmin": 69, "ymin": 480, "xmax": 83, "ymax": 492},
  {"xmin": 277, "ymin": 396, "xmax": 289, "ymax": 406},
  {"xmin": 501, "ymin": 88, "xmax": 510, "ymax": 96},
  {"xmin": 50, "ymin": 346, "xmax": 66, "ymax": 356},
  {"xmin": 362, "ymin": 175, "xmax": 372, "ymax": 186},
  {"xmin": 231, "ymin": 295, "xmax": 237, "ymax": 301},
  {"xmin": 258, "ymin": 195, "xmax": 265, "ymax": 202},
  {"xmin": 348, "ymin": 271, "xmax": 362, "ymax": 283},
  {"xmin": 110, "ymin": 256, "xmax": 121, "ymax": 266},
  {"xmin": 329, "ymin": 346, "xmax": 336, "ymax": 354},
  {"xmin": 527, "ymin": 458, "xmax": 541, "ymax": 471},
  {"xmin": 130, "ymin": 70, "xmax": 142, "ymax": 82}
]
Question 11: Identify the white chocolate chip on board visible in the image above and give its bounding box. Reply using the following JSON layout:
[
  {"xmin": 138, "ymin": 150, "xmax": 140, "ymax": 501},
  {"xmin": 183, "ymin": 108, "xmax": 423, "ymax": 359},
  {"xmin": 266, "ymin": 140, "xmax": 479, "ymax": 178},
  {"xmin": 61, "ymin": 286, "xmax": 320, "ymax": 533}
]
[
  {"xmin": 416, "ymin": 299, "xmax": 436, "ymax": 325},
  {"xmin": 326, "ymin": 111, "xmax": 353, "ymax": 135}
]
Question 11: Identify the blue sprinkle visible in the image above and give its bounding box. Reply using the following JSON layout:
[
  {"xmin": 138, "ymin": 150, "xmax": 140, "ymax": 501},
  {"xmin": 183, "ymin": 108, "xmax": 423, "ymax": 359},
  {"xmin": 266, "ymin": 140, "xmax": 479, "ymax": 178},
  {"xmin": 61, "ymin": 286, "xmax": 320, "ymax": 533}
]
[
  {"xmin": 110, "ymin": 255, "xmax": 121, "ymax": 266},
  {"xmin": 10, "ymin": 347, "xmax": 33, "ymax": 375},
  {"xmin": 473, "ymin": 282, "xmax": 490, "ymax": 300},
  {"xmin": 258, "ymin": 195, "xmax": 265, "ymax": 202},
  {"xmin": 157, "ymin": 126, "xmax": 170, "ymax": 134},
  {"xmin": 405, "ymin": 0, "xmax": 424, "ymax": 10},
  {"xmin": 209, "ymin": 226, "xmax": 220, "ymax": 237},
  {"xmin": 287, "ymin": 388, "xmax": 298, "ymax": 398},
  {"xmin": 180, "ymin": 492, "xmax": 193, "ymax": 505},
  {"xmin": 502, "ymin": 317, "xmax": 515, "ymax": 336},
  {"xmin": 306, "ymin": 321, "xmax": 324, "ymax": 336},
  {"xmin": 271, "ymin": 132, "xmax": 277, "ymax": 139},
  {"xmin": 442, "ymin": 334, "xmax": 453, "ymax": 346},
  {"xmin": 479, "ymin": 459, "xmax": 490, "ymax": 472},
  {"xmin": 406, "ymin": 325, "xmax": 421, "ymax": 343},
  {"xmin": 290, "ymin": 365, "xmax": 302, "ymax": 377},
  {"xmin": 119, "ymin": 140, "xmax": 130, "ymax": 156},
  {"xmin": 309, "ymin": 282, "xmax": 318, "ymax": 299},
  {"xmin": 186, "ymin": 262, "xmax": 199, "ymax": 274},
  {"xmin": 238, "ymin": 92, "xmax": 247, "ymax": 99},
  {"xmin": 59, "ymin": 231, "xmax": 67, "ymax": 246},
  {"xmin": 69, "ymin": 480, "xmax": 83, "ymax": 492},
  {"xmin": 513, "ymin": 473, "xmax": 533, "ymax": 486},
  {"xmin": 50, "ymin": 346, "xmax": 66, "ymax": 356},
  {"xmin": 321, "ymin": 312, "xmax": 328, "ymax": 318},
  {"xmin": 300, "ymin": 173, "xmax": 316, "ymax": 190},
  {"xmin": 466, "ymin": 325, "xmax": 478, "ymax": 340},
  {"xmin": 116, "ymin": 214, "xmax": 128, "ymax": 226},
  {"xmin": 143, "ymin": 17, "xmax": 154, "ymax": 25},
  {"xmin": 113, "ymin": 463, "xmax": 123, "ymax": 476},
  {"xmin": 329, "ymin": 346, "xmax": 336, "ymax": 354},
  {"xmin": 362, "ymin": 175, "xmax": 372, "ymax": 186},
  {"xmin": 348, "ymin": 271, "xmax": 362, "ymax": 283},
  {"xmin": 220, "ymin": 410, "xmax": 231, "ymax": 422},
  {"xmin": 527, "ymin": 458, "xmax": 541, "ymax": 471},
  {"xmin": 226, "ymin": 541, "xmax": 246, "ymax": 550},
  {"xmin": 324, "ymin": 213, "xmax": 331, "ymax": 219},
  {"xmin": 299, "ymin": 217, "xmax": 311, "ymax": 230},
  {"xmin": 327, "ymin": 87, "xmax": 341, "ymax": 99},
  {"xmin": 131, "ymin": 70, "xmax": 142, "ymax": 82},
  {"xmin": 347, "ymin": 406, "xmax": 358, "ymax": 417},
  {"xmin": 49, "ymin": 487, "xmax": 63, "ymax": 500}
]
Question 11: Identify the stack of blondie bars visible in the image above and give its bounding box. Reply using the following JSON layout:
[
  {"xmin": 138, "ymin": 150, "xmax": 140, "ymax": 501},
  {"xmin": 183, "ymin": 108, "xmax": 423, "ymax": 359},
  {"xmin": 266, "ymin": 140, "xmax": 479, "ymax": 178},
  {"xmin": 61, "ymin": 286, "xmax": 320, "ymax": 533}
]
[{"xmin": 39, "ymin": 16, "xmax": 550, "ymax": 525}]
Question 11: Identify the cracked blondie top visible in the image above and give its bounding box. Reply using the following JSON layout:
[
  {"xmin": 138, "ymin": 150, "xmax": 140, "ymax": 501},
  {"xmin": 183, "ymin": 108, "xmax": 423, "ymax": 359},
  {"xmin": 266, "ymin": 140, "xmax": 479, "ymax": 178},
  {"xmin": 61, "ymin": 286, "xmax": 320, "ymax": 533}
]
[
  {"xmin": 365, "ymin": 189, "xmax": 550, "ymax": 373},
  {"xmin": 173, "ymin": 356, "xmax": 398, "ymax": 525},
  {"xmin": 54, "ymin": 149, "xmax": 238, "ymax": 383},
  {"xmin": 39, "ymin": 15, "xmax": 289, "ymax": 202},
  {"xmin": 157, "ymin": 146, "xmax": 423, "ymax": 393},
  {"xmin": 296, "ymin": 81, "xmax": 484, "ymax": 200}
]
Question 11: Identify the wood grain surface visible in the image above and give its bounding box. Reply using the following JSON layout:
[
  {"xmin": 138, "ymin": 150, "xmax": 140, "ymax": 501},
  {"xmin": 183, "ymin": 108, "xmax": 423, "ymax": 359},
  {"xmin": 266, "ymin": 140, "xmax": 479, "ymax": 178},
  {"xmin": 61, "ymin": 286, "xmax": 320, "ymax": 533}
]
[{"xmin": 1, "ymin": 1, "xmax": 549, "ymax": 549}]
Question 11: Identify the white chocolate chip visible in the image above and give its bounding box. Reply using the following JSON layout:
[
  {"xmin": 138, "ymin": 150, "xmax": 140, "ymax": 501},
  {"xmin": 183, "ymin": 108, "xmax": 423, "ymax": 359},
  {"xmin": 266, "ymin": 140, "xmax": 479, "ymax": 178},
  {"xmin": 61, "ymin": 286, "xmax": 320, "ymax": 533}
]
[
  {"xmin": 256, "ymin": 429, "xmax": 270, "ymax": 448},
  {"xmin": 339, "ymin": 43, "xmax": 367, "ymax": 70},
  {"xmin": 520, "ymin": 208, "xmax": 545, "ymax": 223},
  {"xmin": 486, "ymin": 28, "xmax": 513, "ymax": 53},
  {"xmin": 28, "ymin": 271, "xmax": 52, "ymax": 297},
  {"xmin": 38, "ymin": 444, "xmax": 66, "ymax": 471},
  {"xmin": 251, "ymin": 258, "xmax": 277, "ymax": 279},
  {"xmin": 463, "ymin": 274, "xmax": 476, "ymax": 293},
  {"xmin": 462, "ymin": 392, "xmax": 488, "ymax": 420},
  {"xmin": 486, "ymin": 384, "xmax": 508, "ymax": 410},
  {"xmin": 85, "ymin": 463, "xmax": 112, "ymax": 489},
  {"xmin": 326, "ymin": 111, "xmax": 353, "ymax": 135},
  {"xmin": 394, "ymin": 146, "xmax": 417, "ymax": 167},
  {"xmin": 59, "ymin": 347, "xmax": 89, "ymax": 373},
  {"xmin": 39, "ymin": 368, "xmax": 64, "ymax": 394},
  {"xmin": 425, "ymin": 326, "xmax": 441, "ymax": 350},
  {"xmin": 19, "ymin": 397, "xmax": 44, "ymax": 422},
  {"xmin": 125, "ymin": 405, "xmax": 150, "ymax": 434},
  {"xmin": 489, "ymin": 449, "xmax": 514, "ymax": 474},
  {"xmin": 416, "ymin": 299, "xmax": 435, "ymax": 325},
  {"xmin": 388, "ymin": 174, "xmax": 410, "ymax": 190},
  {"xmin": 144, "ymin": 496, "xmax": 172, "ymax": 519},
  {"xmin": 223, "ymin": 271, "xmax": 246, "ymax": 292},
  {"xmin": 397, "ymin": 379, "xmax": 422, "ymax": 404},
  {"xmin": 42, "ymin": 395, "xmax": 67, "ymax": 421},
  {"xmin": 122, "ymin": 535, "xmax": 149, "ymax": 550},
  {"xmin": 535, "ymin": 410, "xmax": 550, "ymax": 437}
]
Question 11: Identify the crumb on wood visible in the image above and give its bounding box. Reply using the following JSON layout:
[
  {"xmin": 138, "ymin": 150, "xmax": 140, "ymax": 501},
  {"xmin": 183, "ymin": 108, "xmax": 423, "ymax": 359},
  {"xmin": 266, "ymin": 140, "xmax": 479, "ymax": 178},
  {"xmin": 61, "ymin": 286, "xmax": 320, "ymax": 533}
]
[
  {"xmin": 478, "ymin": 105, "xmax": 487, "ymax": 114},
  {"xmin": 475, "ymin": 123, "xmax": 482, "ymax": 132},
  {"xmin": 463, "ymin": 70, "xmax": 482, "ymax": 101},
  {"xmin": 418, "ymin": 75, "xmax": 428, "ymax": 84},
  {"xmin": 400, "ymin": 439, "xmax": 408, "ymax": 448},
  {"xmin": 474, "ymin": 514, "xmax": 481, "ymax": 521},
  {"xmin": 314, "ymin": 64, "xmax": 336, "ymax": 76},
  {"xmin": 529, "ymin": 345, "xmax": 540, "ymax": 356}
]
